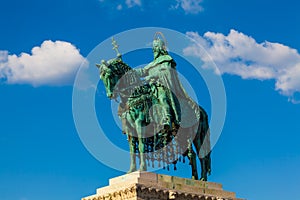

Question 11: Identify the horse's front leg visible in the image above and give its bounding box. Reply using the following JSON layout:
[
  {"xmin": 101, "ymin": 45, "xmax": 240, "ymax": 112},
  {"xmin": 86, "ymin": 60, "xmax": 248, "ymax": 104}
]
[
  {"xmin": 135, "ymin": 114, "xmax": 147, "ymax": 171},
  {"xmin": 127, "ymin": 134, "xmax": 137, "ymax": 173},
  {"xmin": 123, "ymin": 113, "xmax": 138, "ymax": 173}
]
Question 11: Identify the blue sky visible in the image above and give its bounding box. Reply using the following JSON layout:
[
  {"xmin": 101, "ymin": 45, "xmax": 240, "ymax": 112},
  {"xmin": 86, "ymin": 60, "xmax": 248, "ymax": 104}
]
[{"xmin": 0, "ymin": 0, "xmax": 300, "ymax": 200}]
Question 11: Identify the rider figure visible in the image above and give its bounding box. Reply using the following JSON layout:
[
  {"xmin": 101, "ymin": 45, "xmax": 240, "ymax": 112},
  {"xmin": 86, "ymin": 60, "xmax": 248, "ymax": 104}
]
[{"xmin": 136, "ymin": 33, "xmax": 182, "ymax": 129}]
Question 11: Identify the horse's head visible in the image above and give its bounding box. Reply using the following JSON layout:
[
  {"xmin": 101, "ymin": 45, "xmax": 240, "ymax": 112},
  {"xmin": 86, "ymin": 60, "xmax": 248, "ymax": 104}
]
[{"xmin": 97, "ymin": 56, "xmax": 131, "ymax": 99}]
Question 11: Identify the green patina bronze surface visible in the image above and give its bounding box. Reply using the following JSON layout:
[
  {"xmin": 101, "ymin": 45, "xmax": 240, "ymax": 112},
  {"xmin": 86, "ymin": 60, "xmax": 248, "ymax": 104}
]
[{"xmin": 96, "ymin": 35, "xmax": 211, "ymax": 181}]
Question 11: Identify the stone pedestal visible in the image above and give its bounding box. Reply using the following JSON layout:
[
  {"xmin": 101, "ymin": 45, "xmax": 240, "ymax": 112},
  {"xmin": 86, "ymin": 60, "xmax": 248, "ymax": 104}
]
[{"xmin": 82, "ymin": 171, "xmax": 243, "ymax": 200}]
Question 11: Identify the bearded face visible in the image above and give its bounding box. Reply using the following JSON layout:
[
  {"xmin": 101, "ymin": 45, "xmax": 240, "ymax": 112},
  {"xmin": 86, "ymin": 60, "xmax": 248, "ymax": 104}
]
[{"xmin": 152, "ymin": 39, "xmax": 166, "ymax": 59}]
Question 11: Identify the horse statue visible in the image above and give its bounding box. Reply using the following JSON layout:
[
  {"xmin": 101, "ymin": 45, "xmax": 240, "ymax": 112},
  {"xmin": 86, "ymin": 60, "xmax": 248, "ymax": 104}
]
[{"xmin": 96, "ymin": 37, "xmax": 211, "ymax": 181}]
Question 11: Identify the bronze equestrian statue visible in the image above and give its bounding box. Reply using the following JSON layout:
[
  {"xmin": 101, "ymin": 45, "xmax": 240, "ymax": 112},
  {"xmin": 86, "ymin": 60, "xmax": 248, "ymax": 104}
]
[{"xmin": 96, "ymin": 35, "xmax": 211, "ymax": 181}]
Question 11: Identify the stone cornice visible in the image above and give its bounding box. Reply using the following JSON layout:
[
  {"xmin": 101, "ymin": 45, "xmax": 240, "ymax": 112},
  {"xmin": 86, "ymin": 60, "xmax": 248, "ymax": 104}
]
[{"xmin": 82, "ymin": 171, "xmax": 244, "ymax": 200}]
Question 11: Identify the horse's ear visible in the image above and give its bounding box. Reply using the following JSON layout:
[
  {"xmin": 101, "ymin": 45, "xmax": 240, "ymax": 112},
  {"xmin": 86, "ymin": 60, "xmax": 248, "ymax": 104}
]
[
  {"xmin": 101, "ymin": 59, "xmax": 109, "ymax": 66},
  {"xmin": 96, "ymin": 63, "xmax": 101, "ymax": 69}
]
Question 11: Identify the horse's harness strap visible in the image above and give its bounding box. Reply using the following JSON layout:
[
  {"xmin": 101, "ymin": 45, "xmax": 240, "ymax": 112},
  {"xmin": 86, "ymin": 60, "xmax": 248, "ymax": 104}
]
[{"xmin": 127, "ymin": 95, "xmax": 152, "ymax": 109}]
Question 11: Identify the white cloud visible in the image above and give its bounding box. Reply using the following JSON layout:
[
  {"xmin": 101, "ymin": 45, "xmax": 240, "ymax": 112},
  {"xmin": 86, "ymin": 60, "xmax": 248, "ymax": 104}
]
[
  {"xmin": 276, "ymin": 63, "xmax": 300, "ymax": 96},
  {"xmin": 0, "ymin": 51, "xmax": 7, "ymax": 59},
  {"xmin": 125, "ymin": 0, "xmax": 141, "ymax": 8},
  {"xmin": 99, "ymin": 0, "xmax": 141, "ymax": 10},
  {"xmin": 99, "ymin": 0, "xmax": 204, "ymax": 14},
  {"xmin": 184, "ymin": 29, "xmax": 300, "ymax": 103},
  {"xmin": 117, "ymin": 4, "xmax": 123, "ymax": 10},
  {"xmin": 173, "ymin": 0, "xmax": 204, "ymax": 14},
  {"xmin": 0, "ymin": 40, "xmax": 86, "ymax": 86}
]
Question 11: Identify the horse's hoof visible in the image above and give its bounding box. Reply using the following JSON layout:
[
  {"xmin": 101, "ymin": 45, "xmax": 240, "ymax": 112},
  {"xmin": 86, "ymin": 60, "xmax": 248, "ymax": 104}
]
[
  {"xmin": 199, "ymin": 177, "xmax": 207, "ymax": 181},
  {"xmin": 127, "ymin": 167, "xmax": 137, "ymax": 174},
  {"xmin": 140, "ymin": 167, "xmax": 147, "ymax": 172},
  {"xmin": 140, "ymin": 165, "xmax": 147, "ymax": 171}
]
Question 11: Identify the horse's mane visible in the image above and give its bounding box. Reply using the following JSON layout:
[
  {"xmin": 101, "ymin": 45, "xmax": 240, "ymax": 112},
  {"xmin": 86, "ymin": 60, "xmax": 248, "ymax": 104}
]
[
  {"xmin": 110, "ymin": 59, "xmax": 132, "ymax": 74},
  {"xmin": 120, "ymin": 60, "xmax": 132, "ymax": 73}
]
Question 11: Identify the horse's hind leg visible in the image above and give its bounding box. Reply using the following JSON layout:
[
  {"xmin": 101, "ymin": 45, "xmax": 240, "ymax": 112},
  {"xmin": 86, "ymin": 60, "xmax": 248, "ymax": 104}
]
[
  {"xmin": 199, "ymin": 158, "xmax": 207, "ymax": 181},
  {"xmin": 199, "ymin": 153, "xmax": 212, "ymax": 181},
  {"xmin": 207, "ymin": 153, "xmax": 211, "ymax": 175},
  {"xmin": 186, "ymin": 140, "xmax": 198, "ymax": 180},
  {"xmin": 193, "ymin": 118, "xmax": 211, "ymax": 181},
  {"xmin": 193, "ymin": 132, "xmax": 207, "ymax": 181},
  {"xmin": 127, "ymin": 135, "xmax": 137, "ymax": 173}
]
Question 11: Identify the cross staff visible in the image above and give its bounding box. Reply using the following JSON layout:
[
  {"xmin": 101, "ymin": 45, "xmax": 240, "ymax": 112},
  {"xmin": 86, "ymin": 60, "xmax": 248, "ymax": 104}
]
[{"xmin": 112, "ymin": 37, "xmax": 121, "ymax": 57}]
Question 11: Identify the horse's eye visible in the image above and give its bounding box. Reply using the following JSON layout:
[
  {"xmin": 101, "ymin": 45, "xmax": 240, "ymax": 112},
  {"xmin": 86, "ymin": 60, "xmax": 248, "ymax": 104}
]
[{"xmin": 100, "ymin": 71, "xmax": 105, "ymax": 77}]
